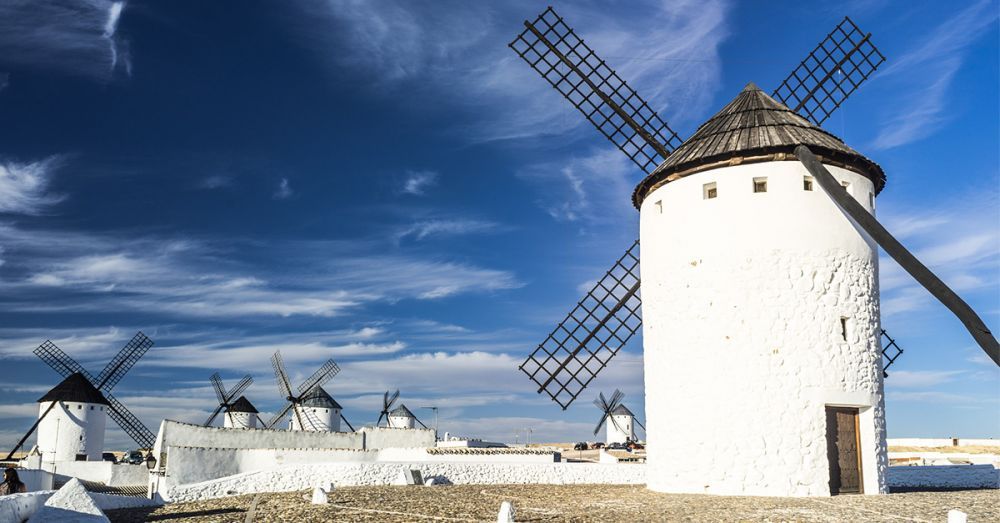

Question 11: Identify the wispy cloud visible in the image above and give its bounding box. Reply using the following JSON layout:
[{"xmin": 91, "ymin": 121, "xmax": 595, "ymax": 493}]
[
  {"xmin": 198, "ymin": 174, "xmax": 234, "ymax": 190},
  {"xmin": 0, "ymin": 157, "xmax": 65, "ymax": 215},
  {"xmin": 396, "ymin": 218, "xmax": 501, "ymax": 242},
  {"xmin": 289, "ymin": 1, "xmax": 730, "ymax": 142},
  {"xmin": 273, "ymin": 177, "xmax": 293, "ymax": 199},
  {"xmin": 518, "ymin": 147, "xmax": 634, "ymax": 225},
  {"xmin": 400, "ymin": 170, "xmax": 438, "ymax": 196},
  {"xmin": 886, "ymin": 370, "xmax": 964, "ymax": 388},
  {"xmin": 0, "ymin": 221, "xmax": 521, "ymax": 318},
  {"xmin": 871, "ymin": 0, "xmax": 997, "ymax": 150},
  {"xmin": 0, "ymin": 0, "xmax": 130, "ymax": 81},
  {"xmin": 878, "ymin": 189, "xmax": 999, "ymax": 317}
]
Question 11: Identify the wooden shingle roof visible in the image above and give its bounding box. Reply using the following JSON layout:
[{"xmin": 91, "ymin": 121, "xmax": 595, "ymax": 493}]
[
  {"xmin": 37, "ymin": 372, "xmax": 109, "ymax": 405},
  {"xmin": 632, "ymin": 82, "xmax": 885, "ymax": 207},
  {"xmin": 226, "ymin": 395, "xmax": 259, "ymax": 414}
]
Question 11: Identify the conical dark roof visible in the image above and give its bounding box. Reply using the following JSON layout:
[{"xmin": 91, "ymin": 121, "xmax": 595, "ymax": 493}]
[
  {"xmin": 610, "ymin": 404, "xmax": 635, "ymax": 417},
  {"xmin": 389, "ymin": 404, "xmax": 415, "ymax": 418},
  {"xmin": 37, "ymin": 372, "xmax": 109, "ymax": 405},
  {"xmin": 299, "ymin": 386, "xmax": 342, "ymax": 409},
  {"xmin": 226, "ymin": 396, "xmax": 259, "ymax": 414},
  {"xmin": 633, "ymin": 82, "xmax": 885, "ymax": 207}
]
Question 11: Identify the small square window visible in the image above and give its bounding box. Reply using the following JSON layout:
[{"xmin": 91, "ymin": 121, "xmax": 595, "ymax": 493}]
[
  {"xmin": 753, "ymin": 177, "xmax": 767, "ymax": 193},
  {"xmin": 90, "ymin": 406, "xmax": 94, "ymax": 410},
  {"xmin": 654, "ymin": 200, "xmax": 663, "ymax": 214},
  {"xmin": 703, "ymin": 182, "xmax": 717, "ymax": 199},
  {"xmin": 841, "ymin": 181, "xmax": 850, "ymax": 191},
  {"xmin": 78, "ymin": 405, "xmax": 82, "ymax": 410},
  {"xmin": 869, "ymin": 192, "xmax": 874, "ymax": 207},
  {"xmin": 840, "ymin": 317, "xmax": 849, "ymax": 341},
  {"xmin": 803, "ymin": 177, "xmax": 814, "ymax": 191}
]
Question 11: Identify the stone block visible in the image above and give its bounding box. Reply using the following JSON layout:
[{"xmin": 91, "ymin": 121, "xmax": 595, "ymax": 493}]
[{"xmin": 28, "ymin": 478, "xmax": 109, "ymax": 523}]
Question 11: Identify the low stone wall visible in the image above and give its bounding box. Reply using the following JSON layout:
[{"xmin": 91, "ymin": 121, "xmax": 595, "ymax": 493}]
[
  {"xmin": 887, "ymin": 438, "xmax": 999, "ymax": 448},
  {"xmin": 887, "ymin": 465, "xmax": 999, "ymax": 489},
  {"xmin": 165, "ymin": 462, "xmax": 647, "ymax": 502},
  {"xmin": 48, "ymin": 461, "xmax": 148, "ymax": 486},
  {"xmin": 162, "ymin": 446, "xmax": 560, "ymax": 488}
]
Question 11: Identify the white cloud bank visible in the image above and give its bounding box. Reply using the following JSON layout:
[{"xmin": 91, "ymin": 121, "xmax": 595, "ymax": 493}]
[{"xmin": 0, "ymin": 157, "xmax": 65, "ymax": 215}]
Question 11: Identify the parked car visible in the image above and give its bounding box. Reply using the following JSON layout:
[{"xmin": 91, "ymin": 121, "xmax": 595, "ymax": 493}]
[
  {"xmin": 122, "ymin": 451, "xmax": 144, "ymax": 465},
  {"xmin": 606, "ymin": 442, "xmax": 626, "ymax": 450},
  {"xmin": 101, "ymin": 453, "xmax": 117, "ymax": 464},
  {"xmin": 590, "ymin": 442, "xmax": 605, "ymax": 450},
  {"xmin": 573, "ymin": 442, "xmax": 588, "ymax": 451}
]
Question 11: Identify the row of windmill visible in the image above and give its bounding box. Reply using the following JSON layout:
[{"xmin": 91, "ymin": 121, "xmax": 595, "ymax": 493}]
[{"xmin": 5, "ymin": 332, "xmax": 428, "ymax": 463}]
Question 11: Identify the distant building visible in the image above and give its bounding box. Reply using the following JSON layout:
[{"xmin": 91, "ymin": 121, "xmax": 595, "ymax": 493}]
[
  {"xmin": 605, "ymin": 404, "xmax": 636, "ymax": 445},
  {"xmin": 387, "ymin": 404, "xmax": 417, "ymax": 429}
]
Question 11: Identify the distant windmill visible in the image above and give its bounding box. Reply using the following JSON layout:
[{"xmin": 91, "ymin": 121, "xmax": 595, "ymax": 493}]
[
  {"xmin": 375, "ymin": 389, "xmax": 400, "ymax": 427},
  {"xmin": 375, "ymin": 390, "xmax": 427, "ymax": 429},
  {"xmin": 509, "ymin": 7, "xmax": 997, "ymax": 496},
  {"xmin": 203, "ymin": 372, "xmax": 261, "ymax": 428},
  {"xmin": 5, "ymin": 332, "xmax": 157, "ymax": 461},
  {"xmin": 593, "ymin": 390, "xmax": 643, "ymax": 445},
  {"xmin": 267, "ymin": 351, "xmax": 351, "ymax": 432}
]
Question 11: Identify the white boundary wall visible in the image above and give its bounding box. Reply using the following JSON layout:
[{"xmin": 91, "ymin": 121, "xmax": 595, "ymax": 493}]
[
  {"xmin": 888, "ymin": 438, "xmax": 999, "ymax": 447},
  {"xmin": 164, "ymin": 462, "xmax": 647, "ymax": 502},
  {"xmin": 640, "ymin": 162, "xmax": 887, "ymax": 497}
]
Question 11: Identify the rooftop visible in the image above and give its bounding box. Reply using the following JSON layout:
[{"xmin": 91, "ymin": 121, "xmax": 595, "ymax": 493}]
[
  {"xmin": 299, "ymin": 386, "xmax": 342, "ymax": 409},
  {"xmin": 633, "ymin": 82, "xmax": 885, "ymax": 207},
  {"xmin": 37, "ymin": 372, "xmax": 109, "ymax": 406},
  {"xmin": 226, "ymin": 395, "xmax": 259, "ymax": 414}
]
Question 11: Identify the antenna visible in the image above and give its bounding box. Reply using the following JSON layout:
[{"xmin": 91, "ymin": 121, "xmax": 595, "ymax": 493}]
[
  {"xmin": 509, "ymin": 7, "xmax": 897, "ymax": 409},
  {"xmin": 203, "ymin": 372, "xmax": 253, "ymax": 427}
]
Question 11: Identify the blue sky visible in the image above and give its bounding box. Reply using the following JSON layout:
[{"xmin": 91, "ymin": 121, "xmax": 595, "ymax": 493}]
[{"xmin": 0, "ymin": 0, "xmax": 997, "ymax": 450}]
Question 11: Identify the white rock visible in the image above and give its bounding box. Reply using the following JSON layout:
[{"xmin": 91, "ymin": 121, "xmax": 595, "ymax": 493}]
[
  {"xmin": 28, "ymin": 478, "xmax": 109, "ymax": 523},
  {"xmin": 947, "ymin": 509, "xmax": 968, "ymax": 523},
  {"xmin": 310, "ymin": 486, "xmax": 328, "ymax": 504},
  {"xmin": 497, "ymin": 500, "xmax": 515, "ymax": 523}
]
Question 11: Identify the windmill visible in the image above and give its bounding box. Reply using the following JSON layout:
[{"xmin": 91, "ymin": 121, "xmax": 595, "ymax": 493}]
[
  {"xmin": 375, "ymin": 389, "xmax": 400, "ymax": 427},
  {"xmin": 509, "ymin": 7, "xmax": 998, "ymax": 496},
  {"xmin": 593, "ymin": 390, "xmax": 643, "ymax": 445},
  {"xmin": 203, "ymin": 372, "xmax": 261, "ymax": 429},
  {"xmin": 5, "ymin": 332, "xmax": 157, "ymax": 461},
  {"xmin": 267, "ymin": 351, "xmax": 352, "ymax": 432},
  {"xmin": 375, "ymin": 390, "xmax": 428, "ymax": 429}
]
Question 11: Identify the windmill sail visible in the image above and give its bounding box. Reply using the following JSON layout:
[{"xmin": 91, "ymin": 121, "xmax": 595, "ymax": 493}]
[
  {"xmin": 519, "ymin": 241, "xmax": 641, "ymax": 409},
  {"xmin": 772, "ymin": 17, "xmax": 885, "ymax": 126},
  {"xmin": 510, "ymin": 6, "xmax": 682, "ymax": 173},
  {"xmin": 204, "ymin": 373, "xmax": 253, "ymax": 426}
]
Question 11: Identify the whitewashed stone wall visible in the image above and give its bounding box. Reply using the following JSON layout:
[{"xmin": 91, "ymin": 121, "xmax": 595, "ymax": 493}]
[
  {"xmin": 165, "ymin": 462, "xmax": 647, "ymax": 502},
  {"xmin": 36, "ymin": 401, "xmax": 107, "ymax": 462},
  {"xmin": 888, "ymin": 438, "xmax": 998, "ymax": 447},
  {"xmin": 46, "ymin": 462, "xmax": 147, "ymax": 486},
  {"xmin": 640, "ymin": 161, "xmax": 887, "ymax": 496},
  {"xmin": 163, "ymin": 446, "xmax": 558, "ymax": 487},
  {"xmin": 887, "ymin": 465, "xmax": 999, "ymax": 489}
]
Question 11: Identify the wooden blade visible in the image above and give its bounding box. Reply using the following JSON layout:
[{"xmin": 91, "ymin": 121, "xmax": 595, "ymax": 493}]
[
  {"xmin": 795, "ymin": 145, "xmax": 999, "ymax": 365},
  {"xmin": 271, "ymin": 352, "xmax": 293, "ymax": 400},
  {"xmin": 97, "ymin": 331, "xmax": 154, "ymax": 391},
  {"xmin": 203, "ymin": 404, "xmax": 225, "ymax": 427},
  {"xmin": 225, "ymin": 375, "xmax": 253, "ymax": 404},
  {"xmin": 5, "ymin": 401, "xmax": 59, "ymax": 460},
  {"xmin": 267, "ymin": 403, "xmax": 293, "ymax": 429},
  {"xmin": 210, "ymin": 373, "xmax": 226, "ymax": 404}
]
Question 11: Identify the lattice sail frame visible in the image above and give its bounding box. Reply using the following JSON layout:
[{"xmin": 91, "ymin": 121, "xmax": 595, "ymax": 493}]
[
  {"xmin": 510, "ymin": 6, "xmax": 682, "ymax": 174},
  {"xmin": 520, "ymin": 241, "xmax": 641, "ymax": 410},
  {"xmin": 772, "ymin": 16, "xmax": 886, "ymax": 126}
]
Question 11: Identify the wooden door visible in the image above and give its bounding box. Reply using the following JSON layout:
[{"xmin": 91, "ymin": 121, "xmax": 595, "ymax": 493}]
[{"xmin": 825, "ymin": 406, "xmax": 863, "ymax": 494}]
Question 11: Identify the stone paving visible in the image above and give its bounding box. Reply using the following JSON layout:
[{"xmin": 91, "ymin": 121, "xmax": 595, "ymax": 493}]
[{"xmin": 106, "ymin": 484, "xmax": 999, "ymax": 522}]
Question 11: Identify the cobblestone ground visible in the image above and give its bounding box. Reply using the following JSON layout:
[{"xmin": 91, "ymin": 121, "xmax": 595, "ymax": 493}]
[{"xmin": 106, "ymin": 485, "xmax": 999, "ymax": 522}]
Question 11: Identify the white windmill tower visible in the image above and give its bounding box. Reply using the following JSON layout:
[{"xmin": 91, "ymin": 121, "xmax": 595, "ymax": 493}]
[
  {"xmin": 5, "ymin": 333, "xmax": 158, "ymax": 464},
  {"xmin": 510, "ymin": 8, "xmax": 998, "ymax": 497},
  {"xmin": 290, "ymin": 387, "xmax": 342, "ymax": 432},
  {"xmin": 225, "ymin": 396, "xmax": 260, "ymax": 429},
  {"xmin": 376, "ymin": 391, "xmax": 429, "ymax": 430},
  {"xmin": 34, "ymin": 373, "xmax": 109, "ymax": 462}
]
